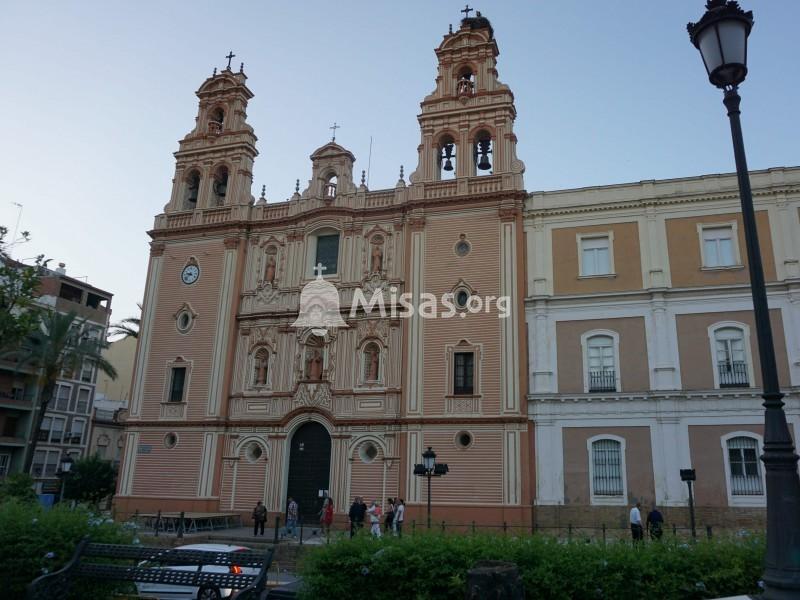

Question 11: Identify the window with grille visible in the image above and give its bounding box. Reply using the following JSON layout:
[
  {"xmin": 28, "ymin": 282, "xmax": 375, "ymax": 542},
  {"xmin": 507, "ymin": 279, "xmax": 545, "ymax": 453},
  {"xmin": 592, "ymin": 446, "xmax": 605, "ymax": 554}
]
[
  {"xmin": 727, "ymin": 436, "xmax": 763, "ymax": 496},
  {"xmin": 586, "ymin": 335, "xmax": 617, "ymax": 392},
  {"xmin": 76, "ymin": 388, "xmax": 91, "ymax": 414},
  {"xmin": 49, "ymin": 417, "xmax": 65, "ymax": 444},
  {"xmin": 702, "ymin": 226, "xmax": 736, "ymax": 267},
  {"xmin": 715, "ymin": 327, "xmax": 749, "ymax": 387},
  {"xmin": 453, "ymin": 352, "xmax": 474, "ymax": 395},
  {"xmin": 580, "ymin": 236, "xmax": 611, "ymax": 276},
  {"xmin": 54, "ymin": 385, "xmax": 71, "ymax": 412},
  {"xmin": 314, "ymin": 234, "xmax": 340, "ymax": 276},
  {"xmin": 169, "ymin": 367, "xmax": 187, "ymax": 403},
  {"xmin": 591, "ymin": 439, "xmax": 624, "ymax": 496}
]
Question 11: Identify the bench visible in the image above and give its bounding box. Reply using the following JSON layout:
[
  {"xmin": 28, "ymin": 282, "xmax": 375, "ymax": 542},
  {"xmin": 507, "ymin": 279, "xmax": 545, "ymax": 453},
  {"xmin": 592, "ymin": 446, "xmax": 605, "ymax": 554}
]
[{"xmin": 27, "ymin": 538, "xmax": 275, "ymax": 600}]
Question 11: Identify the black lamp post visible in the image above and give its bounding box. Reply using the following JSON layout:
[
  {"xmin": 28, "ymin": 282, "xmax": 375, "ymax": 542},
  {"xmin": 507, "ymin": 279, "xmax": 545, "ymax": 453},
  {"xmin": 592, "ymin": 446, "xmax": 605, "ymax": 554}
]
[
  {"xmin": 57, "ymin": 452, "xmax": 74, "ymax": 504},
  {"xmin": 679, "ymin": 469, "xmax": 697, "ymax": 540},
  {"xmin": 413, "ymin": 446, "xmax": 449, "ymax": 530},
  {"xmin": 688, "ymin": 2, "xmax": 800, "ymax": 597}
]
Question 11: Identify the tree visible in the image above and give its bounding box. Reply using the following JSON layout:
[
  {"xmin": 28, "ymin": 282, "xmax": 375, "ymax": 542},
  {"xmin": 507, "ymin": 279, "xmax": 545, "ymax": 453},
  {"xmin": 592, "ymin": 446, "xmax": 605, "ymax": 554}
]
[
  {"xmin": 0, "ymin": 473, "xmax": 37, "ymax": 503},
  {"xmin": 63, "ymin": 455, "xmax": 117, "ymax": 507},
  {"xmin": 108, "ymin": 302, "xmax": 142, "ymax": 340},
  {"xmin": 11, "ymin": 311, "xmax": 118, "ymax": 472},
  {"xmin": 0, "ymin": 226, "xmax": 47, "ymax": 353}
]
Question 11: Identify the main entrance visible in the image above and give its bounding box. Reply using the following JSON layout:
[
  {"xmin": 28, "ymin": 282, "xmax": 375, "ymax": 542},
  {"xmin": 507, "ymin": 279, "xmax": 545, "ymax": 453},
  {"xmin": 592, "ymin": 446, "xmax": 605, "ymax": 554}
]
[{"xmin": 286, "ymin": 421, "xmax": 331, "ymax": 521}]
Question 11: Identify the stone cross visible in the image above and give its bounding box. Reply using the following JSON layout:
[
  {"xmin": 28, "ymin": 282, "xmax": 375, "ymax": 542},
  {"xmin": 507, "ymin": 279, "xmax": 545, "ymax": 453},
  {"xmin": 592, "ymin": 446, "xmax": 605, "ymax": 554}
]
[
  {"xmin": 461, "ymin": 5, "xmax": 473, "ymax": 18},
  {"xmin": 329, "ymin": 122, "xmax": 340, "ymax": 142},
  {"xmin": 225, "ymin": 51, "xmax": 236, "ymax": 70}
]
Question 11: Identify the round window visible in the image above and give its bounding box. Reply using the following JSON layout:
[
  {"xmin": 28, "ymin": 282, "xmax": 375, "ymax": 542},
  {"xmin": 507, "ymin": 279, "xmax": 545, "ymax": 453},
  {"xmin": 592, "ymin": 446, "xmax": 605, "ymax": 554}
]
[
  {"xmin": 164, "ymin": 433, "xmax": 178, "ymax": 449},
  {"xmin": 456, "ymin": 431, "xmax": 473, "ymax": 449},
  {"xmin": 176, "ymin": 310, "xmax": 193, "ymax": 333},
  {"xmin": 455, "ymin": 240, "xmax": 471, "ymax": 257},
  {"xmin": 245, "ymin": 443, "xmax": 263, "ymax": 463},
  {"xmin": 360, "ymin": 442, "xmax": 379, "ymax": 463},
  {"xmin": 455, "ymin": 289, "xmax": 470, "ymax": 309}
]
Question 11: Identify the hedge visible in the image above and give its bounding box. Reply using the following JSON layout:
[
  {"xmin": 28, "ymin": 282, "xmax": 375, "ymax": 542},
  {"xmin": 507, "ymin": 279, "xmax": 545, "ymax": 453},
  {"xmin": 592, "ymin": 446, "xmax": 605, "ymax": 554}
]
[
  {"xmin": 298, "ymin": 532, "xmax": 764, "ymax": 600},
  {"xmin": 0, "ymin": 499, "xmax": 136, "ymax": 600}
]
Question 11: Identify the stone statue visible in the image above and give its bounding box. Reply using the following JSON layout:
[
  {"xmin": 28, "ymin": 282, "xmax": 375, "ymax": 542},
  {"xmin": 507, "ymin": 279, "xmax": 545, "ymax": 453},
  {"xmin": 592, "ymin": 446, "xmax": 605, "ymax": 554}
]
[
  {"xmin": 307, "ymin": 349, "xmax": 323, "ymax": 381},
  {"xmin": 371, "ymin": 244, "xmax": 383, "ymax": 273},
  {"xmin": 265, "ymin": 255, "xmax": 276, "ymax": 285},
  {"xmin": 255, "ymin": 353, "xmax": 268, "ymax": 385},
  {"xmin": 367, "ymin": 346, "xmax": 380, "ymax": 381}
]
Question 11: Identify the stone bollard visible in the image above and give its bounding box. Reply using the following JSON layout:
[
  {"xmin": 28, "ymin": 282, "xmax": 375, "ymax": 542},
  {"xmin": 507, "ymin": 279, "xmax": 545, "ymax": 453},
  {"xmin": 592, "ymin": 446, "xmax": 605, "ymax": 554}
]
[{"xmin": 465, "ymin": 561, "xmax": 525, "ymax": 600}]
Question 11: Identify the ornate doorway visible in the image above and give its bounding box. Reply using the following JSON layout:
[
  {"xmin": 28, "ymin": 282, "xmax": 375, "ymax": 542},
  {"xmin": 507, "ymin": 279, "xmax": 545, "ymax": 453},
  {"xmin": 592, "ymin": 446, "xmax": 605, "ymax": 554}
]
[{"xmin": 286, "ymin": 421, "xmax": 331, "ymax": 521}]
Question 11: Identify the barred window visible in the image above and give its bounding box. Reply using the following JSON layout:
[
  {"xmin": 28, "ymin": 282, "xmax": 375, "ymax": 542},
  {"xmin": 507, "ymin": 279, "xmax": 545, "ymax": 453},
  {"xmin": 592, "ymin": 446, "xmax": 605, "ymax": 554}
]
[
  {"xmin": 453, "ymin": 352, "xmax": 474, "ymax": 395},
  {"xmin": 591, "ymin": 438, "xmax": 624, "ymax": 496},
  {"xmin": 727, "ymin": 436, "xmax": 763, "ymax": 496}
]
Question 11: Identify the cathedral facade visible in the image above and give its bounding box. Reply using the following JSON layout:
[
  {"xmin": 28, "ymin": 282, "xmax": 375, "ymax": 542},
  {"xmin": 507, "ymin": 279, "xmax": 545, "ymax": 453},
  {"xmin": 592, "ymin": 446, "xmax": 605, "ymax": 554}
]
[{"xmin": 116, "ymin": 13, "xmax": 531, "ymax": 525}]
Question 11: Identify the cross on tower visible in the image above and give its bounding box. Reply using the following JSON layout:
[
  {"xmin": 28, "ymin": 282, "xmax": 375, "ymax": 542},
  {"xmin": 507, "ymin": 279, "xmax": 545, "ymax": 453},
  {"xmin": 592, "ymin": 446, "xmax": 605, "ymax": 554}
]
[
  {"xmin": 461, "ymin": 4, "xmax": 473, "ymax": 19},
  {"xmin": 225, "ymin": 51, "xmax": 236, "ymax": 70},
  {"xmin": 313, "ymin": 263, "xmax": 328, "ymax": 278},
  {"xmin": 329, "ymin": 122, "xmax": 340, "ymax": 142}
]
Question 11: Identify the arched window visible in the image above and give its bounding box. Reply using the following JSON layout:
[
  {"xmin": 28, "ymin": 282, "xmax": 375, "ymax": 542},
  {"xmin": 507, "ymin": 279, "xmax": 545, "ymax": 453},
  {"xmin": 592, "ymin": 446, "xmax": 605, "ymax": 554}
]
[
  {"xmin": 438, "ymin": 135, "xmax": 457, "ymax": 180},
  {"xmin": 362, "ymin": 341, "xmax": 381, "ymax": 383},
  {"xmin": 456, "ymin": 66, "xmax": 475, "ymax": 96},
  {"xmin": 323, "ymin": 174, "xmax": 337, "ymax": 199},
  {"xmin": 714, "ymin": 326, "xmax": 749, "ymax": 388},
  {"xmin": 588, "ymin": 436, "xmax": 626, "ymax": 504},
  {"xmin": 212, "ymin": 165, "xmax": 229, "ymax": 205},
  {"xmin": 252, "ymin": 347, "xmax": 270, "ymax": 387},
  {"xmin": 584, "ymin": 334, "xmax": 617, "ymax": 393},
  {"xmin": 726, "ymin": 436, "xmax": 763, "ymax": 496},
  {"xmin": 184, "ymin": 170, "xmax": 200, "ymax": 209},
  {"xmin": 209, "ymin": 107, "xmax": 224, "ymax": 134},
  {"xmin": 473, "ymin": 130, "xmax": 493, "ymax": 175}
]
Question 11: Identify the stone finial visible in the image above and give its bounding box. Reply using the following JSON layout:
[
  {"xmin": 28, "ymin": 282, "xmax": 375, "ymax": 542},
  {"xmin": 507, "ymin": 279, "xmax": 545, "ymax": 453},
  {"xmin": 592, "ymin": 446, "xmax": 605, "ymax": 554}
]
[
  {"xmin": 213, "ymin": 67, "xmax": 217, "ymax": 76},
  {"xmin": 449, "ymin": 24, "xmax": 453, "ymax": 34},
  {"xmin": 240, "ymin": 62, "xmax": 244, "ymax": 73},
  {"xmin": 260, "ymin": 185, "xmax": 266, "ymax": 199},
  {"xmin": 361, "ymin": 170, "xmax": 366, "ymax": 186},
  {"xmin": 399, "ymin": 165, "xmax": 405, "ymax": 180},
  {"xmin": 295, "ymin": 179, "xmax": 300, "ymax": 193}
]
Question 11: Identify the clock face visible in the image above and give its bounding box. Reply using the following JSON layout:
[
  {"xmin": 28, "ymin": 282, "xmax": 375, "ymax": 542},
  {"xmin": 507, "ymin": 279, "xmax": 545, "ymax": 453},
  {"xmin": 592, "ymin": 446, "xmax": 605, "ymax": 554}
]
[{"xmin": 181, "ymin": 264, "xmax": 200, "ymax": 285}]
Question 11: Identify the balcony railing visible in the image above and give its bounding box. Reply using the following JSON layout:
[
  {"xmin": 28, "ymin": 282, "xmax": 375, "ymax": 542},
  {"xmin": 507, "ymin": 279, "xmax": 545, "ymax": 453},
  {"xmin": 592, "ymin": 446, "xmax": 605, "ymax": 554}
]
[
  {"xmin": 718, "ymin": 361, "xmax": 749, "ymax": 388},
  {"xmin": 588, "ymin": 370, "xmax": 617, "ymax": 393}
]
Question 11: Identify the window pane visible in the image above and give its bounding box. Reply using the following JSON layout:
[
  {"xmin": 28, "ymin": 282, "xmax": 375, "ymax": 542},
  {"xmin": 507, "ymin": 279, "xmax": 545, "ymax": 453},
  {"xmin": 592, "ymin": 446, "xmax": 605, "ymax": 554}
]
[
  {"xmin": 50, "ymin": 418, "xmax": 64, "ymax": 443},
  {"xmin": 595, "ymin": 248, "xmax": 610, "ymax": 274},
  {"xmin": 591, "ymin": 439, "xmax": 623, "ymax": 496},
  {"xmin": 170, "ymin": 367, "xmax": 186, "ymax": 402},
  {"xmin": 44, "ymin": 452, "xmax": 59, "ymax": 477},
  {"xmin": 704, "ymin": 239, "xmax": 720, "ymax": 267},
  {"xmin": 582, "ymin": 248, "xmax": 596, "ymax": 275},
  {"xmin": 727, "ymin": 437, "xmax": 762, "ymax": 495},
  {"xmin": 454, "ymin": 352, "xmax": 474, "ymax": 395},
  {"xmin": 719, "ymin": 238, "xmax": 735, "ymax": 266},
  {"xmin": 315, "ymin": 234, "xmax": 339, "ymax": 276}
]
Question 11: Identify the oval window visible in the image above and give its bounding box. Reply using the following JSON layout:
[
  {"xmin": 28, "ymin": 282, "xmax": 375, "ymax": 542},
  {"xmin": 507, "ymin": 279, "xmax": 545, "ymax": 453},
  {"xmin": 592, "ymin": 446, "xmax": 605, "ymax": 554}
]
[
  {"xmin": 456, "ymin": 431, "xmax": 473, "ymax": 449},
  {"xmin": 245, "ymin": 443, "xmax": 264, "ymax": 463},
  {"xmin": 164, "ymin": 433, "xmax": 178, "ymax": 449},
  {"xmin": 360, "ymin": 442, "xmax": 379, "ymax": 463},
  {"xmin": 176, "ymin": 311, "xmax": 193, "ymax": 333},
  {"xmin": 455, "ymin": 289, "xmax": 470, "ymax": 309},
  {"xmin": 455, "ymin": 240, "xmax": 471, "ymax": 257}
]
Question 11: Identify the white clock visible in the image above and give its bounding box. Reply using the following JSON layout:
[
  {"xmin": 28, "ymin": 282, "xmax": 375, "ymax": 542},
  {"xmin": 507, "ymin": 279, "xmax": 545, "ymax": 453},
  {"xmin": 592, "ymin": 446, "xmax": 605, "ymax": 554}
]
[{"xmin": 181, "ymin": 264, "xmax": 200, "ymax": 285}]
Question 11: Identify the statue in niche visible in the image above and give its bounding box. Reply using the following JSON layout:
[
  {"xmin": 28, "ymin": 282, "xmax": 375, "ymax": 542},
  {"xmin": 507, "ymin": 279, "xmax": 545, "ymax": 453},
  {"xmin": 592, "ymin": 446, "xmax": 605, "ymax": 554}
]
[
  {"xmin": 366, "ymin": 344, "xmax": 380, "ymax": 381},
  {"xmin": 264, "ymin": 254, "xmax": 276, "ymax": 285},
  {"xmin": 371, "ymin": 243, "xmax": 383, "ymax": 273},
  {"xmin": 254, "ymin": 350, "xmax": 269, "ymax": 386},
  {"xmin": 307, "ymin": 349, "xmax": 323, "ymax": 381}
]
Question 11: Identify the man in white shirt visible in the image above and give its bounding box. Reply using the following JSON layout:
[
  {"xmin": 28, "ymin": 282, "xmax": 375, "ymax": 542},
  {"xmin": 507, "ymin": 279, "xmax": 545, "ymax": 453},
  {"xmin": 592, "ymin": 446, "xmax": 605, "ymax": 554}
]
[
  {"xmin": 394, "ymin": 499, "xmax": 405, "ymax": 537},
  {"xmin": 629, "ymin": 502, "xmax": 643, "ymax": 542}
]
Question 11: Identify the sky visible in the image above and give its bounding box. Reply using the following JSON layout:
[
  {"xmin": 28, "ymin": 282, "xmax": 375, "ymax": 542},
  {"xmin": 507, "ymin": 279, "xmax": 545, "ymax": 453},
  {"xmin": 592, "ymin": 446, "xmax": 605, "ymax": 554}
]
[{"xmin": 0, "ymin": 1, "xmax": 798, "ymax": 325}]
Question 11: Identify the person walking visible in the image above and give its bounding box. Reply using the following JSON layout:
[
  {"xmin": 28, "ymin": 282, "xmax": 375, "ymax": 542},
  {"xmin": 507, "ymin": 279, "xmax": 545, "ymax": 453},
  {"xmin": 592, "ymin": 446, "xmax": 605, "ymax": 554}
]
[
  {"xmin": 384, "ymin": 498, "xmax": 395, "ymax": 535},
  {"xmin": 252, "ymin": 501, "xmax": 267, "ymax": 536},
  {"xmin": 286, "ymin": 497, "xmax": 299, "ymax": 539},
  {"xmin": 320, "ymin": 497, "xmax": 334, "ymax": 541},
  {"xmin": 394, "ymin": 498, "xmax": 405, "ymax": 537},
  {"xmin": 367, "ymin": 499, "xmax": 382, "ymax": 538},
  {"xmin": 646, "ymin": 505, "xmax": 664, "ymax": 540},
  {"xmin": 348, "ymin": 496, "xmax": 366, "ymax": 538},
  {"xmin": 629, "ymin": 501, "xmax": 644, "ymax": 543}
]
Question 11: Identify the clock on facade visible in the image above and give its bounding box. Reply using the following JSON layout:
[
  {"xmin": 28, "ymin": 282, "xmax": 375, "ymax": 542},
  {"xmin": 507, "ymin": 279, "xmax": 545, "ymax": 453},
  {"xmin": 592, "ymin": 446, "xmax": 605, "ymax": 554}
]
[{"xmin": 181, "ymin": 264, "xmax": 200, "ymax": 284}]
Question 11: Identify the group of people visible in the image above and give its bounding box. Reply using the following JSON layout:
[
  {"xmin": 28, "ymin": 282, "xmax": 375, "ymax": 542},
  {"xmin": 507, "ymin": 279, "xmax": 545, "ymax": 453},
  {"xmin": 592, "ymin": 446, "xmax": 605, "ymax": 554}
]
[
  {"xmin": 629, "ymin": 501, "xmax": 664, "ymax": 542},
  {"xmin": 348, "ymin": 497, "xmax": 405, "ymax": 538}
]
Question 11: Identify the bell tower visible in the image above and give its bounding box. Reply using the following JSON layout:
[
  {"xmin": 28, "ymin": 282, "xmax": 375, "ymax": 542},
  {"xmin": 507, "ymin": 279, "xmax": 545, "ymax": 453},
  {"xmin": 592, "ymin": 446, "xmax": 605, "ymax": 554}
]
[
  {"xmin": 409, "ymin": 11, "xmax": 524, "ymax": 189},
  {"xmin": 164, "ymin": 64, "xmax": 258, "ymax": 214}
]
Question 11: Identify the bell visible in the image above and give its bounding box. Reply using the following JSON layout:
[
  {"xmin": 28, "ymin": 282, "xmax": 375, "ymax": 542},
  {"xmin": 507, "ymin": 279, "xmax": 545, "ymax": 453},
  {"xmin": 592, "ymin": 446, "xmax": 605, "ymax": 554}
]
[
  {"xmin": 215, "ymin": 180, "xmax": 227, "ymax": 197},
  {"xmin": 442, "ymin": 143, "xmax": 455, "ymax": 172},
  {"xmin": 477, "ymin": 139, "xmax": 492, "ymax": 171}
]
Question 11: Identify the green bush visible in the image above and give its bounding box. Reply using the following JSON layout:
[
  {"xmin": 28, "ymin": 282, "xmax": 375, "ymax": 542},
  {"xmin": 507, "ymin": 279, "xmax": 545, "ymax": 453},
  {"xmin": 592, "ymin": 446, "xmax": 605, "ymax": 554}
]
[
  {"xmin": 0, "ymin": 499, "xmax": 136, "ymax": 600},
  {"xmin": 298, "ymin": 533, "xmax": 765, "ymax": 600},
  {"xmin": 0, "ymin": 473, "xmax": 38, "ymax": 503}
]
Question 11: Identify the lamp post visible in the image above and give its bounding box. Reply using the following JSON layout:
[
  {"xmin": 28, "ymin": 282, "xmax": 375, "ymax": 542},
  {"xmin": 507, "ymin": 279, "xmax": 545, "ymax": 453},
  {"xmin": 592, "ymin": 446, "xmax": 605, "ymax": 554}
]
[
  {"xmin": 413, "ymin": 446, "xmax": 449, "ymax": 530},
  {"xmin": 688, "ymin": 2, "xmax": 800, "ymax": 597},
  {"xmin": 57, "ymin": 452, "xmax": 74, "ymax": 504},
  {"xmin": 679, "ymin": 469, "xmax": 697, "ymax": 540}
]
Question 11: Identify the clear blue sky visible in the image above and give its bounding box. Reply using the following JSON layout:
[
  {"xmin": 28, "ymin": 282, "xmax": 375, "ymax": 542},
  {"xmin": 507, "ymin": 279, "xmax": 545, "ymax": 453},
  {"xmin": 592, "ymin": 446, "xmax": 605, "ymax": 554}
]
[{"xmin": 1, "ymin": 1, "xmax": 798, "ymax": 324}]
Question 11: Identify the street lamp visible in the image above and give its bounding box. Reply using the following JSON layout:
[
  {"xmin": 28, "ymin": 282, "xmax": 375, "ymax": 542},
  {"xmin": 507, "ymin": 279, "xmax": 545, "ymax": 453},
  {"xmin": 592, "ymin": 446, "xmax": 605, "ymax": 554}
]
[
  {"xmin": 679, "ymin": 469, "xmax": 697, "ymax": 540},
  {"xmin": 413, "ymin": 446, "xmax": 449, "ymax": 530},
  {"xmin": 688, "ymin": 2, "xmax": 800, "ymax": 597},
  {"xmin": 57, "ymin": 452, "xmax": 74, "ymax": 504}
]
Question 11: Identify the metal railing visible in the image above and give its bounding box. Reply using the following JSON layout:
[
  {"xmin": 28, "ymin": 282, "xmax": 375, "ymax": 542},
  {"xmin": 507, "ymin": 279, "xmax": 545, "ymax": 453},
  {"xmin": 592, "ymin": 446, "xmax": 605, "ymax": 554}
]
[
  {"xmin": 718, "ymin": 361, "xmax": 749, "ymax": 387},
  {"xmin": 588, "ymin": 370, "xmax": 617, "ymax": 393}
]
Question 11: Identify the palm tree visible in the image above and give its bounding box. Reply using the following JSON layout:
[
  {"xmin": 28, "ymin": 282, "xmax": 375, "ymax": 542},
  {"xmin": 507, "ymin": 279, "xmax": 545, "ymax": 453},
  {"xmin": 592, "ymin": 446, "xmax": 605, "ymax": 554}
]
[
  {"xmin": 15, "ymin": 311, "xmax": 118, "ymax": 473},
  {"xmin": 108, "ymin": 303, "xmax": 142, "ymax": 340}
]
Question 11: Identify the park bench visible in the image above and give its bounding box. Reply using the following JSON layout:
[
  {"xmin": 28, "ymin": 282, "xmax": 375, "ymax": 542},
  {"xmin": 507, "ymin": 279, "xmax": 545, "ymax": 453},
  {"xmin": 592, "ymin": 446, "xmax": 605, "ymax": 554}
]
[{"xmin": 27, "ymin": 537, "xmax": 275, "ymax": 600}]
